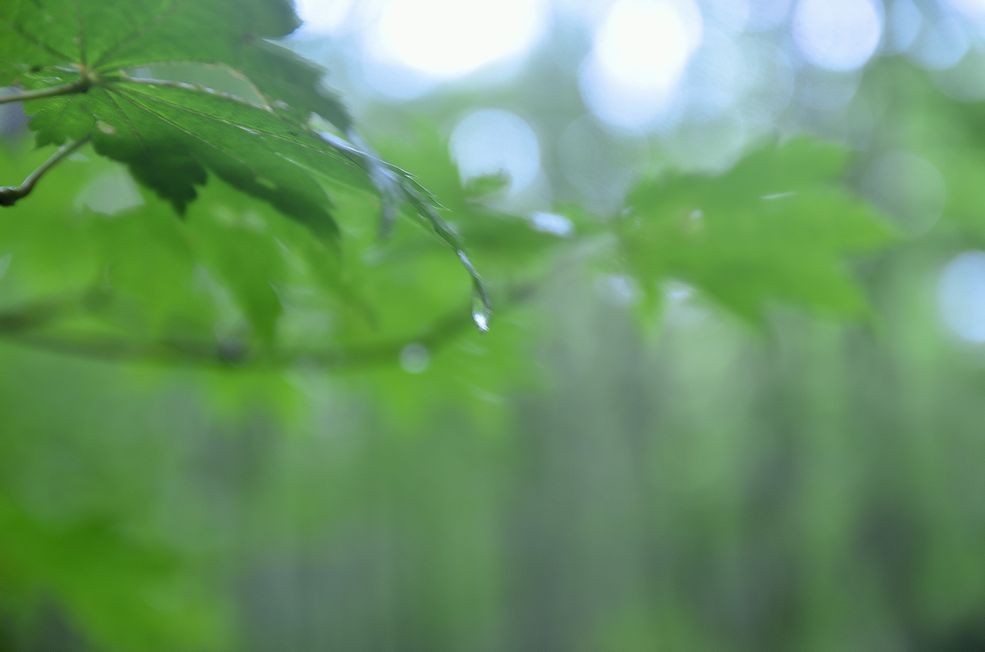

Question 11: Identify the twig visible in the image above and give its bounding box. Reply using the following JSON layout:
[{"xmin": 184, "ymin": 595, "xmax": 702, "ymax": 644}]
[
  {"xmin": 0, "ymin": 136, "xmax": 91, "ymax": 207},
  {"xmin": 0, "ymin": 284, "xmax": 536, "ymax": 371},
  {"xmin": 0, "ymin": 79, "xmax": 91, "ymax": 105},
  {"xmin": 0, "ymin": 296, "xmax": 79, "ymax": 333}
]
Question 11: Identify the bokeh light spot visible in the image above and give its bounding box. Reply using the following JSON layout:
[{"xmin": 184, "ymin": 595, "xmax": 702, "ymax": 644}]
[
  {"xmin": 939, "ymin": 251, "xmax": 985, "ymax": 344},
  {"xmin": 367, "ymin": 0, "xmax": 548, "ymax": 80},
  {"xmin": 294, "ymin": 0, "xmax": 355, "ymax": 34},
  {"xmin": 792, "ymin": 0, "xmax": 882, "ymax": 72},
  {"xmin": 450, "ymin": 109, "xmax": 542, "ymax": 195},
  {"xmin": 579, "ymin": 0, "xmax": 703, "ymax": 133},
  {"xmin": 529, "ymin": 211, "xmax": 574, "ymax": 237},
  {"xmin": 909, "ymin": 16, "xmax": 968, "ymax": 70},
  {"xmin": 746, "ymin": 0, "xmax": 791, "ymax": 31}
]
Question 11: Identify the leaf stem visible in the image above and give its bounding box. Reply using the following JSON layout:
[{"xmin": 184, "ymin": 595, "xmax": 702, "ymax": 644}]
[
  {"xmin": 110, "ymin": 74, "xmax": 274, "ymax": 111},
  {"xmin": 0, "ymin": 78, "xmax": 91, "ymax": 105},
  {"xmin": 0, "ymin": 296, "xmax": 80, "ymax": 333},
  {"xmin": 0, "ymin": 136, "xmax": 91, "ymax": 207},
  {"xmin": 319, "ymin": 130, "xmax": 494, "ymax": 327}
]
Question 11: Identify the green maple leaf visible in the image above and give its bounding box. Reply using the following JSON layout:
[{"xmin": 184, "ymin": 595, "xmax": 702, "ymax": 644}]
[
  {"xmin": 1, "ymin": 0, "xmax": 355, "ymax": 225},
  {"xmin": 620, "ymin": 139, "xmax": 895, "ymax": 321},
  {"xmin": 0, "ymin": 0, "xmax": 489, "ymax": 308},
  {"xmin": 0, "ymin": 0, "xmax": 352, "ymax": 122}
]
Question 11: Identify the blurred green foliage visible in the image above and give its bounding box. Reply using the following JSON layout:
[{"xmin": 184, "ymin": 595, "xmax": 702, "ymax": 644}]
[{"xmin": 619, "ymin": 138, "xmax": 894, "ymax": 321}]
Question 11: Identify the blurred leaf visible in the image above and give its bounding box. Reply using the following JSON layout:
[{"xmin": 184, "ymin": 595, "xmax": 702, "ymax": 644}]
[
  {"xmin": 620, "ymin": 139, "xmax": 895, "ymax": 322},
  {"xmin": 463, "ymin": 172, "xmax": 510, "ymax": 200}
]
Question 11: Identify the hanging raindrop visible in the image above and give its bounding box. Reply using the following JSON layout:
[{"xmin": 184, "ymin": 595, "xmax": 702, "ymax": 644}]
[
  {"xmin": 472, "ymin": 293, "xmax": 492, "ymax": 333},
  {"xmin": 399, "ymin": 343, "xmax": 431, "ymax": 374}
]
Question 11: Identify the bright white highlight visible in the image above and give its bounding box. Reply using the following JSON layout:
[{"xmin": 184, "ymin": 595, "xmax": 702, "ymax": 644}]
[
  {"xmin": 948, "ymin": 0, "xmax": 985, "ymax": 19},
  {"xmin": 910, "ymin": 18, "xmax": 968, "ymax": 70},
  {"xmin": 472, "ymin": 308, "xmax": 490, "ymax": 333},
  {"xmin": 294, "ymin": 0, "xmax": 355, "ymax": 34},
  {"xmin": 529, "ymin": 211, "xmax": 574, "ymax": 237},
  {"xmin": 792, "ymin": 0, "xmax": 883, "ymax": 72},
  {"xmin": 746, "ymin": 0, "xmax": 791, "ymax": 31},
  {"xmin": 368, "ymin": 0, "xmax": 548, "ymax": 79},
  {"xmin": 579, "ymin": 0, "xmax": 703, "ymax": 133},
  {"xmin": 449, "ymin": 109, "xmax": 542, "ymax": 195},
  {"xmin": 886, "ymin": 0, "xmax": 922, "ymax": 53},
  {"xmin": 939, "ymin": 252, "xmax": 985, "ymax": 343},
  {"xmin": 704, "ymin": 0, "xmax": 750, "ymax": 33}
]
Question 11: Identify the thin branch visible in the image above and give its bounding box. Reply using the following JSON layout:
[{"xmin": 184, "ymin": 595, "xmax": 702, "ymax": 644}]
[
  {"xmin": 0, "ymin": 297, "xmax": 79, "ymax": 333},
  {"xmin": 0, "ymin": 136, "xmax": 91, "ymax": 207},
  {"xmin": 0, "ymin": 78, "xmax": 91, "ymax": 105},
  {"xmin": 0, "ymin": 284, "xmax": 536, "ymax": 371}
]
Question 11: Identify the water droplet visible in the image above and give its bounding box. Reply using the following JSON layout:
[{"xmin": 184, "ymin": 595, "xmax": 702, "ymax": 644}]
[
  {"xmin": 399, "ymin": 343, "xmax": 431, "ymax": 374},
  {"xmin": 472, "ymin": 296, "xmax": 491, "ymax": 333}
]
